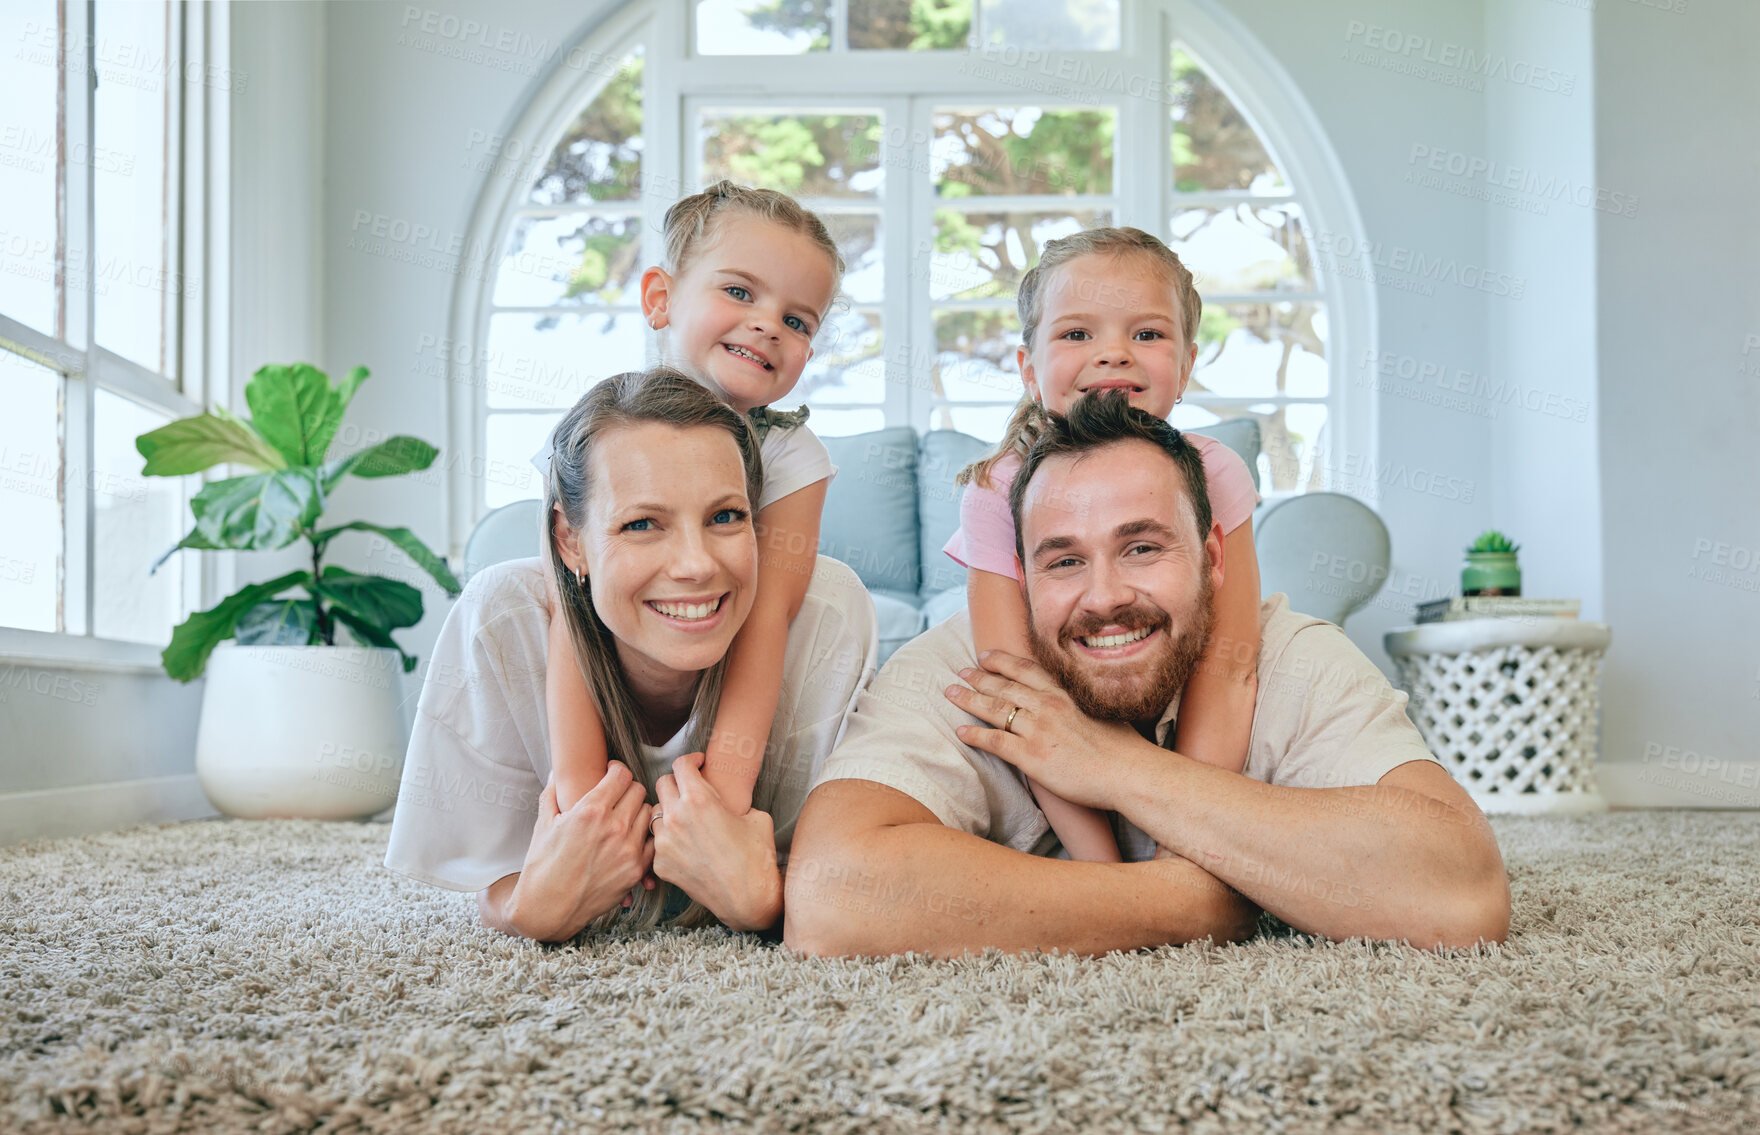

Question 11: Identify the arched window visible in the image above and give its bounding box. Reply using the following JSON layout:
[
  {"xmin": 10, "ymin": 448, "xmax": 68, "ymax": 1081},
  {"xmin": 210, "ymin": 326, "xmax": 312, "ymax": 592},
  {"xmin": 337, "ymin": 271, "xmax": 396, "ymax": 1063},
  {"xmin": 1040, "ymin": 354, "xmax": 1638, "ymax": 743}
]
[{"xmin": 446, "ymin": 0, "xmax": 1374, "ymax": 540}]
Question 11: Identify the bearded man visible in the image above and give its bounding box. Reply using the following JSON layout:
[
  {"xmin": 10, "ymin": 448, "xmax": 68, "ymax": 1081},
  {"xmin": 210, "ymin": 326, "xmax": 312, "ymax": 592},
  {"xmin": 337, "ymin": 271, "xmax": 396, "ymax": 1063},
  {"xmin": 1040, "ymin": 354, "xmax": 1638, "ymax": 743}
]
[{"xmin": 785, "ymin": 393, "xmax": 1510, "ymax": 957}]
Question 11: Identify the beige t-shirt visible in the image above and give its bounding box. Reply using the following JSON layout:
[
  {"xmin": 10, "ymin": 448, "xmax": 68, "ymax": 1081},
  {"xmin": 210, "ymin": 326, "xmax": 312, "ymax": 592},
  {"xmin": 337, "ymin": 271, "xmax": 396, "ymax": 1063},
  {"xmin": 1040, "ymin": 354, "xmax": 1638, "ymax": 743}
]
[
  {"xmin": 385, "ymin": 554, "xmax": 878, "ymax": 892},
  {"xmin": 813, "ymin": 594, "xmax": 1441, "ymax": 861}
]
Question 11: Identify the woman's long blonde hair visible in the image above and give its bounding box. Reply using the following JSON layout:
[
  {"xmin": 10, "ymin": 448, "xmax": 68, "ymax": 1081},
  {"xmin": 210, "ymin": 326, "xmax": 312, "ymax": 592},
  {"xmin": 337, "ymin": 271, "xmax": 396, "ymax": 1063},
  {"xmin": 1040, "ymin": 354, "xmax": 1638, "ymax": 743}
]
[
  {"xmin": 957, "ymin": 227, "xmax": 1202, "ymax": 489},
  {"xmin": 542, "ymin": 366, "xmax": 764, "ymax": 929}
]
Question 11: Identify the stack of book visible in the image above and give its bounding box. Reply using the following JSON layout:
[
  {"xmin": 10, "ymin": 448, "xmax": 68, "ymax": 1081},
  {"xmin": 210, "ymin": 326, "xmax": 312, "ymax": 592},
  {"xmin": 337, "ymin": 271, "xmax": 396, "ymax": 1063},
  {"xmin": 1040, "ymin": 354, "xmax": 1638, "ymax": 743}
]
[{"xmin": 1415, "ymin": 597, "xmax": 1581, "ymax": 624}]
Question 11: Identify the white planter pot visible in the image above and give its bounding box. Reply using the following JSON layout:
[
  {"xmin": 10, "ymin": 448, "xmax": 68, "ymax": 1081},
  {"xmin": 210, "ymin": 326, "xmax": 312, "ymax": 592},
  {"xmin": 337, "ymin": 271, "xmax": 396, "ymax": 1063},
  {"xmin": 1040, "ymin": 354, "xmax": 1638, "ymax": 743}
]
[{"xmin": 195, "ymin": 643, "xmax": 408, "ymax": 820}]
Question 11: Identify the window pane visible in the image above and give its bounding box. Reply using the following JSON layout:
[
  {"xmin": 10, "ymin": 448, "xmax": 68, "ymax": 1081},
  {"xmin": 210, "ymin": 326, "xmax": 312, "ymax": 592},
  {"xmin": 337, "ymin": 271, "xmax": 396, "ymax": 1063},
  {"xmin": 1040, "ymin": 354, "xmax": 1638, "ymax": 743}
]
[
  {"xmin": 1190, "ymin": 301, "xmax": 1327, "ymax": 400},
  {"xmin": 934, "ymin": 308, "xmax": 1022, "ymax": 403},
  {"xmin": 696, "ymin": 0, "xmax": 830, "ymax": 55},
  {"xmin": 1170, "ymin": 203, "xmax": 1314, "ymax": 295},
  {"xmin": 805, "ymin": 408, "xmax": 885, "ymax": 437},
  {"xmin": 483, "ymin": 312, "xmax": 646, "ymax": 410},
  {"xmin": 529, "ymin": 49, "xmax": 642, "ymax": 206},
  {"xmin": 1171, "ymin": 44, "xmax": 1287, "ymax": 193},
  {"xmin": 933, "ymin": 108, "xmax": 1114, "ymax": 198},
  {"xmin": 700, "ymin": 111, "xmax": 882, "ymax": 198},
  {"xmin": 0, "ymin": 0, "xmax": 61, "ymax": 337},
  {"xmin": 849, "ymin": 1, "xmax": 971, "ymax": 50},
  {"xmin": 492, "ymin": 214, "xmax": 643, "ymax": 308},
  {"xmin": 93, "ymin": 390, "xmax": 186, "ymax": 645},
  {"xmin": 484, "ymin": 413, "xmax": 557, "ymax": 508},
  {"xmin": 822, "ymin": 213, "xmax": 884, "ymax": 304},
  {"xmin": 94, "ymin": 0, "xmax": 179, "ymax": 375},
  {"xmin": 980, "ymin": 0, "xmax": 1118, "ymax": 52},
  {"xmin": 1168, "ymin": 402, "xmax": 1328, "ymax": 495},
  {"xmin": 933, "ymin": 403, "xmax": 1016, "ymax": 441},
  {"xmin": 0, "ymin": 352, "xmax": 62, "ymax": 632},
  {"xmin": 800, "ymin": 309, "xmax": 882, "ymax": 407},
  {"xmin": 929, "ymin": 209, "xmax": 1109, "ymax": 301}
]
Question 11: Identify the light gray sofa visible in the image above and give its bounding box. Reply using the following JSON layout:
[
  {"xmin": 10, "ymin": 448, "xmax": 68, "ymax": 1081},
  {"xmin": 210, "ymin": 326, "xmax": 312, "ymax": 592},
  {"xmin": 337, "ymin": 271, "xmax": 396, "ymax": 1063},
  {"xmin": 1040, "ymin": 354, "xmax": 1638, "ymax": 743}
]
[{"xmin": 819, "ymin": 421, "xmax": 1264, "ymax": 661}]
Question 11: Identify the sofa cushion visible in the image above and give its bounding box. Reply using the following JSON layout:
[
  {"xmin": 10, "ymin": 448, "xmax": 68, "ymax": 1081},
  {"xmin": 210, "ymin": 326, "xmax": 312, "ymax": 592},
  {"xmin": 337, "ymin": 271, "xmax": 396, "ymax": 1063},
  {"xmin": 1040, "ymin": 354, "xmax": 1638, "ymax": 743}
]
[
  {"xmin": 1186, "ymin": 419, "xmax": 1262, "ymax": 494},
  {"xmin": 819, "ymin": 427, "xmax": 921, "ymax": 595},
  {"xmin": 916, "ymin": 429, "xmax": 994, "ymax": 598},
  {"xmin": 921, "ymin": 583, "xmax": 970, "ymax": 630},
  {"xmin": 870, "ymin": 588, "xmax": 929, "ymax": 665}
]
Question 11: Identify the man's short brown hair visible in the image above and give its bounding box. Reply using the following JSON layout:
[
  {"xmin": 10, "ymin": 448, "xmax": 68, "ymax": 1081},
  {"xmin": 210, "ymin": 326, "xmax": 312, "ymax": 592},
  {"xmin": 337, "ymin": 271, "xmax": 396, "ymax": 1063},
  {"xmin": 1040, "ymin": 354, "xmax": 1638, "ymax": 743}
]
[{"xmin": 1007, "ymin": 391, "xmax": 1213, "ymax": 567}]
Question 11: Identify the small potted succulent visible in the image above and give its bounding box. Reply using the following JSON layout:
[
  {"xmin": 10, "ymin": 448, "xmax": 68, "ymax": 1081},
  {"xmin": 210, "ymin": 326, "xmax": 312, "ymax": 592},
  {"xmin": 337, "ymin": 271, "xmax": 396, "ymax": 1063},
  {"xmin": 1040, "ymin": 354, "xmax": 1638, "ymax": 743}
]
[
  {"xmin": 139, "ymin": 363, "xmax": 461, "ymax": 820},
  {"xmin": 1462, "ymin": 530, "xmax": 1521, "ymax": 596}
]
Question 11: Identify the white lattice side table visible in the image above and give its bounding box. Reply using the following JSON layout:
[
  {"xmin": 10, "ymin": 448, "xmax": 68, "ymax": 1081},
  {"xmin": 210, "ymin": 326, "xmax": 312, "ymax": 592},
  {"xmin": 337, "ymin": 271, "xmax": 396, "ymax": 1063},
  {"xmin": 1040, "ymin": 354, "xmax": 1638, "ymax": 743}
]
[{"xmin": 1385, "ymin": 618, "xmax": 1612, "ymax": 815}]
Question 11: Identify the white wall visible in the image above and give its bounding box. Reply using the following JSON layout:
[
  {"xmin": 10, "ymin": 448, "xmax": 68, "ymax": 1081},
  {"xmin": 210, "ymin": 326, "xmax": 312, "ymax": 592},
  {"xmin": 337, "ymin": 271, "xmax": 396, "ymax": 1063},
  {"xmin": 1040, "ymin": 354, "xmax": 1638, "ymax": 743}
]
[
  {"xmin": 1594, "ymin": 0, "xmax": 1760, "ymax": 795},
  {"xmin": 1483, "ymin": 0, "xmax": 1601, "ymax": 618}
]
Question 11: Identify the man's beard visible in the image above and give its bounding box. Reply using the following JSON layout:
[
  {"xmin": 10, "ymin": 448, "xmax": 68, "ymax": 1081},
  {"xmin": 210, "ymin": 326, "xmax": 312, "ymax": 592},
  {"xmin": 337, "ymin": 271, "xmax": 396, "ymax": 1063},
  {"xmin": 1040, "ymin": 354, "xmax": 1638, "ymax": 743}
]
[{"xmin": 1026, "ymin": 565, "xmax": 1217, "ymax": 725}]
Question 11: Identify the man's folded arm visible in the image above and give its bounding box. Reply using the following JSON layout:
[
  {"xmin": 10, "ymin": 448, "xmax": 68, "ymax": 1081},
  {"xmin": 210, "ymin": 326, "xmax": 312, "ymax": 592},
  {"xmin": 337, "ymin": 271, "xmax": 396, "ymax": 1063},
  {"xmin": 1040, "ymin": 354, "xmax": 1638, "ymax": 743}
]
[{"xmin": 783, "ymin": 778, "xmax": 1260, "ymax": 958}]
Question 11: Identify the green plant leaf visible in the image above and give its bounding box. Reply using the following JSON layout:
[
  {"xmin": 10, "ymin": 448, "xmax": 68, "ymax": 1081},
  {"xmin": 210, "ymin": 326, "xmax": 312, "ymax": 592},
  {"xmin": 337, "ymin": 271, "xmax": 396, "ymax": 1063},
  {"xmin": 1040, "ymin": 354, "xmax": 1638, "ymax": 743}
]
[
  {"xmin": 320, "ymin": 436, "xmax": 438, "ymax": 490},
  {"xmin": 245, "ymin": 363, "xmax": 335, "ymax": 466},
  {"xmin": 235, "ymin": 598, "xmax": 319, "ymax": 645},
  {"xmin": 160, "ymin": 570, "xmax": 313, "ymax": 682},
  {"xmin": 136, "ymin": 408, "xmax": 287, "ymax": 475},
  {"xmin": 310, "ymin": 366, "xmax": 370, "ymax": 463},
  {"xmin": 328, "ymin": 607, "xmax": 417, "ymax": 672},
  {"xmin": 188, "ymin": 468, "xmax": 325, "ymax": 551},
  {"xmin": 149, "ymin": 527, "xmax": 224, "ymax": 575},
  {"xmin": 333, "ymin": 365, "xmax": 370, "ymax": 415},
  {"xmin": 311, "ymin": 520, "xmax": 461, "ymax": 595},
  {"xmin": 1468, "ymin": 530, "xmax": 1520, "ymax": 554},
  {"xmin": 314, "ymin": 566, "xmax": 424, "ymax": 630}
]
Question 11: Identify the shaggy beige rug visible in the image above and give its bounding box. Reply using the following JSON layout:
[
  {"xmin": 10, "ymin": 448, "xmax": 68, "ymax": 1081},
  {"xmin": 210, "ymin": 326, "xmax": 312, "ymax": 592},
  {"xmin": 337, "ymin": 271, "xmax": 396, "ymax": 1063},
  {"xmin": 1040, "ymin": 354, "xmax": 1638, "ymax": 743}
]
[{"xmin": 1, "ymin": 811, "xmax": 1757, "ymax": 1133}]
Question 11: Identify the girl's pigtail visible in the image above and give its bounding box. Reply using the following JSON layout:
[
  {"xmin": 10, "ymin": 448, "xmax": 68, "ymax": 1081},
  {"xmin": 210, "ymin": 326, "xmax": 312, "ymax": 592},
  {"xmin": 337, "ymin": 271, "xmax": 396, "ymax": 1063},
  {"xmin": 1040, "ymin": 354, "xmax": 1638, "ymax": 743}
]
[{"xmin": 956, "ymin": 394, "xmax": 1050, "ymax": 491}]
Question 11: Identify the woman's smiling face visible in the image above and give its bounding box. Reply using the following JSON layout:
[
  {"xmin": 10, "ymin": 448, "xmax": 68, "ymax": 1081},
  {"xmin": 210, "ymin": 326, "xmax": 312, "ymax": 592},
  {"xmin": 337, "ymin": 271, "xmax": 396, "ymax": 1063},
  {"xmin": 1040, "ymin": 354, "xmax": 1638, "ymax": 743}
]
[{"xmin": 579, "ymin": 421, "xmax": 759, "ymax": 685}]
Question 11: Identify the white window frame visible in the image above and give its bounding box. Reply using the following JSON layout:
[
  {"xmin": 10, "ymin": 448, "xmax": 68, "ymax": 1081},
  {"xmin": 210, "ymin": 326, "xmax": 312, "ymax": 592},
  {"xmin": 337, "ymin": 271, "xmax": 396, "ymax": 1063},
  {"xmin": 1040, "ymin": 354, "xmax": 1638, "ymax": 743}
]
[
  {"xmin": 445, "ymin": 0, "xmax": 1376, "ymax": 558},
  {"xmin": 0, "ymin": 0, "xmax": 231, "ymax": 672}
]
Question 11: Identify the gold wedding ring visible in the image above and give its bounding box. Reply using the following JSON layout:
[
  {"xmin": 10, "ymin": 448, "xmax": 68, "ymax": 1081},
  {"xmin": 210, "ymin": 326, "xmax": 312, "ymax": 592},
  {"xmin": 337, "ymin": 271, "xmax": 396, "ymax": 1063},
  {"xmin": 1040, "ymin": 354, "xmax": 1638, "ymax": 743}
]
[{"xmin": 1003, "ymin": 705, "xmax": 1021, "ymax": 732}]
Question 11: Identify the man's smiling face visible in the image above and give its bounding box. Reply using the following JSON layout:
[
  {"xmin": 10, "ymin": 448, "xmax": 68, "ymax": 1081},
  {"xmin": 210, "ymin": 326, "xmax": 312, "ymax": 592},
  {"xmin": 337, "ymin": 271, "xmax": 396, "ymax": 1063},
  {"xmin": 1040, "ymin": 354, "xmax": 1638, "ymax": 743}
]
[{"xmin": 1018, "ymin": 438, "xmax": 1225, "ymax": 730}]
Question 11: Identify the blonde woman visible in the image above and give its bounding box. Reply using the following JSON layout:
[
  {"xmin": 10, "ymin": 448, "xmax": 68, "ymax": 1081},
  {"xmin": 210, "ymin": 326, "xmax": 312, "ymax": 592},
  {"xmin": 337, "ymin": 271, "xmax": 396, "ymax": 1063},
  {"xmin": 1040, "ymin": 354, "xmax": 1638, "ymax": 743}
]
[{"xmin": 385, "ymin": 368, "xmax": 877, "ymax": 939}]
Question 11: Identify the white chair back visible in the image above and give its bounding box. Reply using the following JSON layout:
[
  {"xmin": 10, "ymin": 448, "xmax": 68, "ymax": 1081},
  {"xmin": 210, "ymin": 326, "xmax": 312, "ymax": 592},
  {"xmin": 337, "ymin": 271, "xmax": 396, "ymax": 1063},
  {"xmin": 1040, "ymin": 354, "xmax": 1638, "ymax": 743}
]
[
  {"xmin": 463, "ymin": 499, "xmax": 544, "ymax": 582},
  {"xmin": 1253, "ymin": 492, "xmax": 1390, "ymax": 626}
]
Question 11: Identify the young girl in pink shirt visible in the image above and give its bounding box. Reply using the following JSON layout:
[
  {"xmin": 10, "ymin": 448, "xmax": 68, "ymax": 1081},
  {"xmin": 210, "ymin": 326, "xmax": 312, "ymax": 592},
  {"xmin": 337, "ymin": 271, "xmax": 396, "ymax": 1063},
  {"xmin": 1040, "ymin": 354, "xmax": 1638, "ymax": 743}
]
[{"xmin": 946, "ymin": 227, "xmax": 1263, "ymax": 861}]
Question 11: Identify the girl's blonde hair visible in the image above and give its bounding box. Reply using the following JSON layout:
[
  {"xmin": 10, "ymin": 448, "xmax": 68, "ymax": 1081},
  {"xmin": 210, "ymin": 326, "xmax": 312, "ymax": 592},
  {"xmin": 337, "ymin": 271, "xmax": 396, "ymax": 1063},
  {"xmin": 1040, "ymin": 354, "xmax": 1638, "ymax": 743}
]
[
  {"xmin": 957, "ymin": 227, "xmax": 1202, "ymax": 489},
  {"xmin": 543, "ymin": 366, "xmax": 764, "ymax": 930},
  {"xmin": 661, "ymin": 179, "xmax": 847, "ymax": 312}
]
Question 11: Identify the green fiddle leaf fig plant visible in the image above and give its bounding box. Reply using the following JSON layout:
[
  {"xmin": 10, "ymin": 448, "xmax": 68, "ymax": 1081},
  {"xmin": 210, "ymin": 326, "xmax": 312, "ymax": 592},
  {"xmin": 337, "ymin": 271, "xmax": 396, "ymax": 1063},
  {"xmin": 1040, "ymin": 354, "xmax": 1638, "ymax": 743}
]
[{"xmin": 138, "ymin": 362, "xmax": 461, "ymax": 682}]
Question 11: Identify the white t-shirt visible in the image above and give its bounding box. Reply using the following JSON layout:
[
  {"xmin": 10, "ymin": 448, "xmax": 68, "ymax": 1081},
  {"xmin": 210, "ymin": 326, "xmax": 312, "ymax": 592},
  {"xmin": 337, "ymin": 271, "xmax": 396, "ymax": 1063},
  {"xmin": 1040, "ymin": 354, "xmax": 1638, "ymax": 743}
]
[
  {"xmin": 753, "ymin": 421, "xmax": 836, "ymax": 510},
  {"xmin": 384, "ymin": 554, "xmax": 878, "ymax": 892},
  {"xmin": 529, "ymin": 419, "xmax": 836, "ymax": 512},
  {"xmin": 814, "ymin": 595, "xmax": 1443, "ymax": 862}
]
